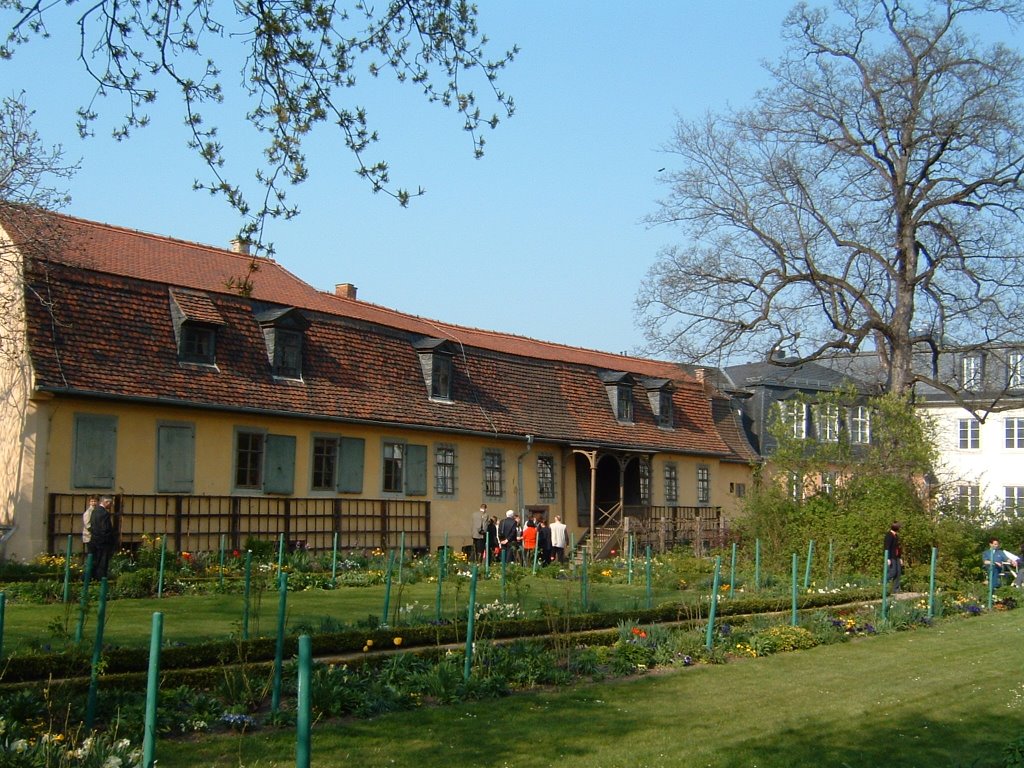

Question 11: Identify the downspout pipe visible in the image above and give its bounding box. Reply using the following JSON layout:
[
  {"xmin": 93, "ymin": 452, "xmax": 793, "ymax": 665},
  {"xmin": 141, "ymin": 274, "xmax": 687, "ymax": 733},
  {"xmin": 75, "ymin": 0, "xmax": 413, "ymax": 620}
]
[{"xmin": 516, "ymin": 434, "xmax": 535, "ymax": 517}]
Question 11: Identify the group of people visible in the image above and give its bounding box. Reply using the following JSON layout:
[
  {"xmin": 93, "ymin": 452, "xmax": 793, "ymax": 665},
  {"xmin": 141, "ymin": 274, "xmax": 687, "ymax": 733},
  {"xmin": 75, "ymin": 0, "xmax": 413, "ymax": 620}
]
[
  {"xmin": 885, "ymin": 520, "xmax": 1024, "ymax": 593},
  {"xmin": 471, "ymin": 504, "xmax": 568, "ymax": 566}
]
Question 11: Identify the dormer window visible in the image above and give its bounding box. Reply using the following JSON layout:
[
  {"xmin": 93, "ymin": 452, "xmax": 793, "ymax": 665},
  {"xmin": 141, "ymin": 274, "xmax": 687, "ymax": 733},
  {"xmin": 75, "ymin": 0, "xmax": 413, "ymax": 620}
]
[
  {"xmin": 413, "ymin": 337, "xmax": 454, "ymax": 401},
  {"xmin": 961, "ymin": 354, "xmax": 983, "ymax": 390},
  {"xmin": 599, "ymin": 371, "xmax": 635, "ymax": 423},
  {"xmin": 169, "ymin": 289, "xmax": 224, "ymax": 366},
  {"xmin": 256, "ymin": 307, "xmax": 310, "ymax": 380},
  {"xmin": 641, "ymin": 377, "xmax": 674, "ymax": 428}
]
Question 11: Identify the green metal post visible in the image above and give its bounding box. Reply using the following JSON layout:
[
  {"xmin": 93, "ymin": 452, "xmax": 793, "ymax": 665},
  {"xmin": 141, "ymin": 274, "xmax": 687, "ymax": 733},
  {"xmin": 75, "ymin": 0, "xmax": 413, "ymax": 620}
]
[
  {"xmin": 581, "ymin": 553, "xmax": 589, "ymax": 610},
  {"xmin": 75, "ymin": 555, "xmax": 93, "ymax": 643},
  {"xmin": 627, "ymin": 533, "xmax": 634, "ymax": 585},
  {"xmin": 729, "ymin": 542, "xmax": 737, "ymax": 595},
  {"xmin": 881, "ymin": 550, "xmax": 890, "ymax": 621},
  {"xmin": 484, "ymin": 531, "xmax": 491, "ymax": 577},
  {"xmin": 331, "ymin": 532, "xmax": 339, "ymax": 586},
  {"xmin": 791, "ymin": 553, "xmax": 799, "ymax": 626},
  {"xmin": 296, "ymin": 635, "xmax": 312, "ymax": 768},
  {"xmin": 827, "ymin": 539, "xmax": 834, "ymax": 590},
  {"xmin": 645, "ymin": 545, "xmax": 653, "ymax": 609},
  {"xmin": 242, "ymin": 550, "xmax": 252, "ymax": 640},
  {"xmin": 382, "ymin": 551, "xmax": 394, "ymax": 627},
  {"xmin": 399, "ymin": 531, "xmax": 405, "ymax": 584},
  {"xmin": 532, "ymin": 538, "xmax": 540, "ymax": 574},
  {"xmin": 62, "ymin": 535, "xmax": 73, "ymax": 603},
  {"xmin": 142, "ymin": 612, "xmax": 163, "ymax": 768},
  {"xmin": 928, "ymin": 546, "xmax": 938, "ymax": 619},
  {"xmin": 464, "ymin": 566, "xmax": 479, "ymax": 681},
  {"xmin": 277, "ymin": 532, "xmax": 285, "ymax": 586},
  {"xmin": 705, "ymin": 556, "xmax": 722, "ymax": 651},
  {"xmin": 218, "ymin": 534, "xmax": 226, "ymax": 588},
  {"xmin": 570, "ymin": 532, "xmax": 576, "ymax": 566},
  {"xmin": 754, "ymin": 538, "xmax": 761, "ymax": 591},
  {"xmin": 803, "ymin": 540, "xmax": 815, "ymax": 591},
  {"xmin": 85, "ymin": 578, "xmax": 109, "ymax": 730},
  {"xmin": 443, "ymin": 532, "xmax": 449, "ymax": 573},
  {"xmin": 0, "ymin": 592, "xmax": 5, "ymax": 661},
  {"xmin": 157, "ymin": 535, "xmax": 166, "ymax": 599},
  {"xmin": 271, "ymin": 572, "xmax": 288, "ymax": 712},
  {"xmin": 435, "ymin": 553, "xmax": 444, "ymax": 623},
  {"xmin": 987, "ymin": 555, "xmax": 996, "ymax": 610},
  {"xmin": 501, "ymin": 557, "xmax": 507, "ymax": 601}
]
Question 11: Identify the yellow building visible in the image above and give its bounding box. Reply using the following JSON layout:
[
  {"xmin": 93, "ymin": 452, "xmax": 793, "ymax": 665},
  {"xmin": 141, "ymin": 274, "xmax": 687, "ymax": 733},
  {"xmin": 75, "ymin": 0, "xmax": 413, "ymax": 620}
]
[{"xmin": 0, "ymin": 209, "xmax": 758, "ymax": 561}]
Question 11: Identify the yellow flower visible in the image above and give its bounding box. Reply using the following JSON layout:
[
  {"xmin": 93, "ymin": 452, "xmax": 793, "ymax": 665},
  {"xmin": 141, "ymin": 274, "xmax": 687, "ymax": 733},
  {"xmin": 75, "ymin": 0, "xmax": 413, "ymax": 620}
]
[
  {"xmin": 393, "ymin": 637, "xmax": 403, "ymax": 646},
  {"xmin": 362, "ymin": 645, "xmax": 369, "ymax": 652},
  {"xmin": 365, "ymin": 639, "xmax": 374, "ymax": 647}
]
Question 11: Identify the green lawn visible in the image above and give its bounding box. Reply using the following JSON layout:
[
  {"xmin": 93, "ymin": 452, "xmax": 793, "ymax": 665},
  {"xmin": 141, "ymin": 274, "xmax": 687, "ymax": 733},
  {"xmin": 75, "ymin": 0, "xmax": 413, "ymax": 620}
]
[{"xmin": 150, "ymin": 610, "xmax": 1024, "ymax": 768}]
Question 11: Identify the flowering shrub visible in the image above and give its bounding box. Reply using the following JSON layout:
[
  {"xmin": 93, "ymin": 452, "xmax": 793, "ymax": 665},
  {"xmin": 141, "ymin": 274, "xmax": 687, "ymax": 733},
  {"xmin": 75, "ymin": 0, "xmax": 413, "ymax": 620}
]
[
  {"xmin": 0, "ymin": 719, "xmax": 143, "ymax": 768},
  {"xmin": 748, "ymin": 625, "xmax": 819, "ymax": 656}
]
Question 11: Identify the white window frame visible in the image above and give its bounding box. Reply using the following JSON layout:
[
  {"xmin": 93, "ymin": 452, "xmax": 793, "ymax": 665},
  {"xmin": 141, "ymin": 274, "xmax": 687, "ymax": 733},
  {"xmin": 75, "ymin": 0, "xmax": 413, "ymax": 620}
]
[{"xmin": 959, "ymin": 419, "xmax": 980, "ymax": 450}]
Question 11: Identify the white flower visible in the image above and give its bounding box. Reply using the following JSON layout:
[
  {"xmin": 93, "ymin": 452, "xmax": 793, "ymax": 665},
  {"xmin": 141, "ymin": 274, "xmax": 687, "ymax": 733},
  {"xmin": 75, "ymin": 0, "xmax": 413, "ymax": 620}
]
[
  {"xmin": 103, "ymin": 756, "xmax": 123, "ymax": 768},
  {"xmin": 11, "ymin": 739, "xmax": 28, "ymax": 753}
]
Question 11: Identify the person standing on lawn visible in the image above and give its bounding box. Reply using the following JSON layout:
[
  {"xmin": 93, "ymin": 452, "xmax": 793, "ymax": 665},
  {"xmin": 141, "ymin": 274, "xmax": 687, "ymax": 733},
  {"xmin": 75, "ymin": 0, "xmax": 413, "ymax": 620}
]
[
  {"xmin": 498, "ymin": 510, "xmax": 518, "ymax": 565},
  {"xmin": 471, "ymin": 503, "xmax": 488, "ymax": 562},
  {"xmin": 884, "ymin": 522, "xmax": 903, "ymax": 593},
  {"xmin": 549, "ymin": 515, "xmax": 568, "ymax": 563},
  {"xmin": 89, "ymin": 496, "xmax": 117, "ymax": 579}
]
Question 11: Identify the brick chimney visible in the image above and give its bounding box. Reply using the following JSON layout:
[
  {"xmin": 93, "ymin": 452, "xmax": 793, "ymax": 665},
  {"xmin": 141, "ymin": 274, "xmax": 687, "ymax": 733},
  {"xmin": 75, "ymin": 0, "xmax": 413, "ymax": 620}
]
[
  {"xmin": 335, "ymin": 283, "xmax": 358, "ymax": 300},
  {"xmin": 229, "ymin": 238, "xmax": 250, "ymax": 255}
]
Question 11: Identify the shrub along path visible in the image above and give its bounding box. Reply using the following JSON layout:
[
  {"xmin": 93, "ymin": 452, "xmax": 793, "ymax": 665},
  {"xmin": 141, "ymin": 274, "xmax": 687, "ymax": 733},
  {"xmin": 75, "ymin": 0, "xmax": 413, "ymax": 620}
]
[{"xmin": 152, "ymin": 610, "xmax": 1024, "ymax": 768}]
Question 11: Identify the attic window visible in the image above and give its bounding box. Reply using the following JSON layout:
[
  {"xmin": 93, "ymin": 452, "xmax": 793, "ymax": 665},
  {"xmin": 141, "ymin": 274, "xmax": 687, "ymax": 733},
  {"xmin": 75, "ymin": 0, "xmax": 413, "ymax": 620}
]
[
  {"xmin": 256, "ymin": 307, "xmax": 310, "ymax": 380},
  {"xmin": 599, "ymin": 371, "xmax": 636, "ymax": 423},
  {"xmin": 413, "ymin": 337, "xmax": 454, "ymax": 401},
  {"xmin": 641, "ymin": 377, "xmax": 674, "ymax": 428},
  {"xmin": 169, "ymin": 289, "xmax": 224, "ymax": 366}
]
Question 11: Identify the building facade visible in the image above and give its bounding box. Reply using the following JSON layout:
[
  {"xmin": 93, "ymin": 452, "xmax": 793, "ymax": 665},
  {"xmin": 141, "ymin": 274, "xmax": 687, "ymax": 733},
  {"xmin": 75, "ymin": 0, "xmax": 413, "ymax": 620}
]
[{"xmin": 0, "ymin": 209, "xmax": 758, "ymax": 560}]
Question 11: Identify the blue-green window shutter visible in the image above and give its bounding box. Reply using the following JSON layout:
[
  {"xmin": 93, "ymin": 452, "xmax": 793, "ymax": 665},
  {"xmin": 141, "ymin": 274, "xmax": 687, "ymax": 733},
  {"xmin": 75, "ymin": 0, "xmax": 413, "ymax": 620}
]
[
  {"xmin": 338, "ymin": 437, "xmax": 365, "ymax": 493},
  {"xmin": 405, "ymin": 443, "xmax": 428, "ymax": 496},
  {"xmin": 156, "ymin": 424, "xmax": 195, "ymax": 493},
  {"xmin": 72, "ymin": 414, "xmax": 117, "ymax": 489},
  {"xmin": 264, "ymin": 434, "xmax": 296, "ymax": 494}
]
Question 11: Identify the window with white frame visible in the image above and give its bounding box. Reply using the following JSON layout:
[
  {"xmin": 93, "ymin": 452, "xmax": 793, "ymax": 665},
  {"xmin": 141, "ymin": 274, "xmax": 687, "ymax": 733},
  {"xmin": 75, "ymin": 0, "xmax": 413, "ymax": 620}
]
[
  {"xmin": 383, "ymin": 442, "xmax": 405, "ymax": 493},
  {"xmin": 1008, "ymin": 351, "xmax": 1024, "ymax": 389},
  {"xmin": 1006, "ymin": 418, "xmax": 1024, "ymax": 449},
  {"xmin": 1004, "ymin": 486, "xmax": 1024, "ymax": 515},
  {"xmin": 664, "ymin": 463, "xmax": 679, "ymax": 504},
  {"xmin": 311, "ymin": 436, "xmax": 339, "ymax": 491},
  {"xmin": 639, "ymin": 459, "xmax": 651, "ymax": 505},
  {"xmin": 957, "ymin": 484, "xmax": 980, "ymax": 512},
  {"xmin": 779, "ymin": 400, "xmax": 807, "ymax": 439},
  {"xmin": 821, "ymin": 471, "xmax": 837, "ymax": 495},
  {"xmin": 788, "ymin": 472, "xmax": 803, "ymax": 501},
  {"xmin": 849, "ymin": 406, "xmax": 871, "ymax": 444},
  {"xmin": 959, "ymin": 419, "xmax": 980, "ymax": 450},
  {"xmin": 961, "ymin": 355, "xmax": 982, "ymax": 390},
  {"xmin": 814, "ymin": 404, "xmax": 840, "ymax": 442}
]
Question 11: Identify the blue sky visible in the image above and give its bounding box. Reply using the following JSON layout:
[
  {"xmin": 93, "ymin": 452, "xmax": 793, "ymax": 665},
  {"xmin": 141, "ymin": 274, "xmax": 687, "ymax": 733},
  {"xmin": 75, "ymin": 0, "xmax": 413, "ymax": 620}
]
[{"xmin": 6, "ymin": 2, "xmax": 1019, "ymax": 359}]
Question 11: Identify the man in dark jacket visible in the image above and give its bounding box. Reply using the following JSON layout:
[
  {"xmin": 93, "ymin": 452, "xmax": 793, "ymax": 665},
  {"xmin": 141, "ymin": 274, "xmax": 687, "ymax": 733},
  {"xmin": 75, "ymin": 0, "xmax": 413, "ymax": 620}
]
[
  {"xmin": 497, "ymin": 510, "xmax": 518, "ymax": 565},
  {"xmin": 88, "ymin": 496, "xmax": 117, "ymax": 579},
  {"xmin": 884, "ymin": 522, "xmax": 902, "ymax": 593}
]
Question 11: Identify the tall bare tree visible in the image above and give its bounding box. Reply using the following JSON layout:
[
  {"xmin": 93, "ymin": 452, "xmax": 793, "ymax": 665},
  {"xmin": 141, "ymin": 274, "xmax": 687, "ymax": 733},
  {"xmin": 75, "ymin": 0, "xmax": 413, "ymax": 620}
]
[
  {"xmin": 0, "ymin": 92, "xmax": 76, "ymax": 363},
  {"xmin": 1, "ymin": 1, "xmax": 517, "ymax": 248},
  {"xmin": 638, "ymin": 0, "xmax": 1024, "ymax": 408}
]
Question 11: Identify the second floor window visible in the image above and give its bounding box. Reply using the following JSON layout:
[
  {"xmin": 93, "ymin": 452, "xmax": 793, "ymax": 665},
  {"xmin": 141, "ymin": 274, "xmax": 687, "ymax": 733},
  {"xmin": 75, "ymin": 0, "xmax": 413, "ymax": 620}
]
[
  {"xmin": 815, "ymin": 404, "xmax": 840, "ymax": 442},
  {"xmin": 961, "ymin": 355, "xmax": 982, "ymax": 390},
  {"xmin": 1009, "ymin": 351, "xmax": 1024, "ymax": 389},
  {"xmin": 639, "ymin": 459, "xmax": 651, "ymax": 505},
  {"xmin": 959, "ymin": 419, "xmax": 980, "ymax": 450},
  {"xmin": 617, "ymin": 385, "xmax": 634, "ymax": 422},
  {"xmin": 780, "ymin": 401, "xmax": 807, "ymax": 439},
  {"xmin": 180, "ymin": 324, "xmax": 216, "ymax": 364},
  {"xmin": 849, "ymin": 406, "xmax": 871, "ymax": 444},
  {"xmin": 957, "ymin": 484, "xmax": 980, "ymax": 513},
  {"xmin": 431, "ymin": 356, "xmax": 452, "ymax": 400},
  {"xmin": 1007, "ymin": 418, "xmax": 1024, "ymax": 449}
]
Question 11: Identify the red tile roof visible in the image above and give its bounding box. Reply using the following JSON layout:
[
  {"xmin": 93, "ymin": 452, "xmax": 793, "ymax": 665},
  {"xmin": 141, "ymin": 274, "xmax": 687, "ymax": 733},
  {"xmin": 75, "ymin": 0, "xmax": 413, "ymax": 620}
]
[{"xmin": 8, "ymin": 209, "xmax": 742, "ymax": 457}]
